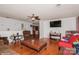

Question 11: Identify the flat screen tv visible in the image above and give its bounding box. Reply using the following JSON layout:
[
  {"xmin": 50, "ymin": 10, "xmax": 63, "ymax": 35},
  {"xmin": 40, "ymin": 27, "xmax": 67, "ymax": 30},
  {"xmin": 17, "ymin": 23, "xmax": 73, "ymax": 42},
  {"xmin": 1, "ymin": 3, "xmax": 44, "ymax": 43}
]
[{"xmin": 50, "ymin": 20, "xmax": 61, "ymax": 27}]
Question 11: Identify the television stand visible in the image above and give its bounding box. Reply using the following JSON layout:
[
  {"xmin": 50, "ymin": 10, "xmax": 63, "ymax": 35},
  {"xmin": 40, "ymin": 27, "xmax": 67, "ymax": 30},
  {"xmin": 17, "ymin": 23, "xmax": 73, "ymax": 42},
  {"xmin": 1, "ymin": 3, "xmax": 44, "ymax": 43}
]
[{"xmin": 50, "ymin": 33, "xmax": 61, "ymax": 41}]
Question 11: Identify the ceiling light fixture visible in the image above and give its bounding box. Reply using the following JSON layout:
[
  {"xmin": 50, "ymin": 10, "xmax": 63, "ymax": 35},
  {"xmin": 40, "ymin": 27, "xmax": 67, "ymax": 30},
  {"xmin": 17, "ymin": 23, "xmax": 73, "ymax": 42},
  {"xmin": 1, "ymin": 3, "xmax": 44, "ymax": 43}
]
[
  {"xmin": 27, "ymin": 14, "xmax": 40, "ymax": 21},
  {"xmin": 32, "ymin": 17, "xmax": 35, "ymax": 21}
]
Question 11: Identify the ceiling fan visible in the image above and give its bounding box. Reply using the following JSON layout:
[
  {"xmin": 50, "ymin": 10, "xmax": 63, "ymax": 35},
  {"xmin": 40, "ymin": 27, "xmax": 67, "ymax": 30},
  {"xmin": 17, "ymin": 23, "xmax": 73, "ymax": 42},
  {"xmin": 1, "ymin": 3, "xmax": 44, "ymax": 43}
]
[{"xmin": 27, "ymin": 14, "xmax": 40, "ymax": 21}]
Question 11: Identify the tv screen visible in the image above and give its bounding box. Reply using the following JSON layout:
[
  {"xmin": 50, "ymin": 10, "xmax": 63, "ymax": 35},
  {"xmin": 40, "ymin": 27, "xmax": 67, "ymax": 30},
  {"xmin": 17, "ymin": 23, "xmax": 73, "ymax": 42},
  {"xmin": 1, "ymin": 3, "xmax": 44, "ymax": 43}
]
[{"xmin": 50, "ymin": 20, "xmax": 61, "ymax": 27}]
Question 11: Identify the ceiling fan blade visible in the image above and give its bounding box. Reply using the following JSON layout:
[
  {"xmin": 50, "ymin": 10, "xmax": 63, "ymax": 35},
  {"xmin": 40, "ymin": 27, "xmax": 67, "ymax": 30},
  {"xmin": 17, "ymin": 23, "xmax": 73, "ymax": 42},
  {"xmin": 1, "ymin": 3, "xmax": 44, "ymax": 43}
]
[
  {"xmin": 35, "ymin": 16, "xmax": 40, "ymax": 20},
  {"xmin": 27, "ymin": 14, "xmax": 40, "ymax": 20}
]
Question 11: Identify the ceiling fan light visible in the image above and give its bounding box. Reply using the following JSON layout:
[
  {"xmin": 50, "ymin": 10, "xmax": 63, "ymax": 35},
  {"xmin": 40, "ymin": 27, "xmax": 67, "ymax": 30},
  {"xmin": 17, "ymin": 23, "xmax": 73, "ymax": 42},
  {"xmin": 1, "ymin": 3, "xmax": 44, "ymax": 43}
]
[{"xmin": 32, "ymin": 17, "xmax": 35, "ymax": 20}]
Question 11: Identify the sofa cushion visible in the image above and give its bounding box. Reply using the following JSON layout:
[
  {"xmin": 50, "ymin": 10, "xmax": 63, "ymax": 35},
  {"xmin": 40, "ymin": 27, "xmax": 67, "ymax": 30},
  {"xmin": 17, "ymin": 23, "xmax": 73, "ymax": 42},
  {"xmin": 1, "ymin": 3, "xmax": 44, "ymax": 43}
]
[
  {"xmin": 58, "ymin": 41, "xmax": 73, "ymax": 48},
  {"xmin": 68, "ymin": 35, "xmax": 79, "ymax": 44}
]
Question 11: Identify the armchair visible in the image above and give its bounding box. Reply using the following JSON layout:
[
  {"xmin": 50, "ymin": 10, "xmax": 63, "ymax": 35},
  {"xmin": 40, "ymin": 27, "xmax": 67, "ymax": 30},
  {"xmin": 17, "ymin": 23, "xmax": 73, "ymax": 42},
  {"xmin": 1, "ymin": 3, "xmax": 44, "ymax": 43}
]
[{"xmin": 23, "ymin": 31, "xmax": 32, "ymax": 40}]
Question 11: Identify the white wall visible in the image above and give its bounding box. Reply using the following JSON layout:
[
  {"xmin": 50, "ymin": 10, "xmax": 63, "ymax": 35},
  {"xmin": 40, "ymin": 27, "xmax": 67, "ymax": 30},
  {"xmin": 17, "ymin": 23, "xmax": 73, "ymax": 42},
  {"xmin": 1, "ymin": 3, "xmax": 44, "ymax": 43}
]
[
  {"xmin": 50, "ymin": 17, "xmax": 77, "ymax": 37},
  {"xmin": 39, "ymin": 20, "xmax": 50, "ymax": 39},
  {"xmin": 39, "ymin": 17, "xmax": 77, "ymax": 40},
  {"xmin": 39, "ymin": 20, "xmax": 44, "ymax": 38},
  {"xmin": 0, "ymin": 17, "xmax": 32, "ymax": 43},
  {"xmin": 0, "ymin": 17, "xmax": 32, "ymax": 31}
]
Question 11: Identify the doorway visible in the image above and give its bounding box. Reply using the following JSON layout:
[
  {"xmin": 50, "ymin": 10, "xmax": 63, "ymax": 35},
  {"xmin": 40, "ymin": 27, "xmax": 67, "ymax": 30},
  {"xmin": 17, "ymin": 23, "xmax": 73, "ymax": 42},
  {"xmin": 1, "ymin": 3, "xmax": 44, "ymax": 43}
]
[{"xmin": 32, "ymin": 25, "xmax": 39, "ymax": 38}]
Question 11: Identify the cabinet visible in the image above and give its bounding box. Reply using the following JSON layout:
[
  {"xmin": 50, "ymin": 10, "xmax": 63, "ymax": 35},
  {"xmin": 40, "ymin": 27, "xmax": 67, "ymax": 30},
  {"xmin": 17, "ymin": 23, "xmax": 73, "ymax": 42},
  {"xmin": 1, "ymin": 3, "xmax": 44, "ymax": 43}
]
[{"xmin": 50, "ymin": 33, "xmax": 61, "ymax": 40}]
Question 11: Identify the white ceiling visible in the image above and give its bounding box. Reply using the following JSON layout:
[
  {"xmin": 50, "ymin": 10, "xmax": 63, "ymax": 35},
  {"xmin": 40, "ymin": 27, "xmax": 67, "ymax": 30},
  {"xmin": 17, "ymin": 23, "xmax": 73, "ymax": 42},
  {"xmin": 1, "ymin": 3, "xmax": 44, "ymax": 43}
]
[{"xmin": 0, "ymin": 4, "xmax": 79, "ymax": 21}]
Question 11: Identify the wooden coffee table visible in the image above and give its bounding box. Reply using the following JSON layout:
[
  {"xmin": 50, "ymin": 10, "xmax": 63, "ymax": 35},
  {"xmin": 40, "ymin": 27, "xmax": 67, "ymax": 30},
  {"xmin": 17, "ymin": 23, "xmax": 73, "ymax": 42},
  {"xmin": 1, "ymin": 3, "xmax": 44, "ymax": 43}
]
[{"xmin": 21, "ymin": 39, "xmax": 47, "ymax": 52}]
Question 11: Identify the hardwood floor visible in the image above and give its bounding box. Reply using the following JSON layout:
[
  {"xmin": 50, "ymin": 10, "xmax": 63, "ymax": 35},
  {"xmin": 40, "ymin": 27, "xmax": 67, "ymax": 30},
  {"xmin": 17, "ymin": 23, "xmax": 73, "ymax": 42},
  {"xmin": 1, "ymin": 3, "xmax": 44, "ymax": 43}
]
[{"xmin": 10, "ymin": 39, "xmax": 59, "ymax": 55}]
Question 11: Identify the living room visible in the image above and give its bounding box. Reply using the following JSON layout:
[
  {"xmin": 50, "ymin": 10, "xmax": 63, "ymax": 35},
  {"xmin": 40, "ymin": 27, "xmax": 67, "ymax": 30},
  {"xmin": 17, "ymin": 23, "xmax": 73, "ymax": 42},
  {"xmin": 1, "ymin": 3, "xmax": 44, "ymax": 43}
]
[{"xmin": 0, "ymin": 4, "xmax": 79, "ymax": 55}]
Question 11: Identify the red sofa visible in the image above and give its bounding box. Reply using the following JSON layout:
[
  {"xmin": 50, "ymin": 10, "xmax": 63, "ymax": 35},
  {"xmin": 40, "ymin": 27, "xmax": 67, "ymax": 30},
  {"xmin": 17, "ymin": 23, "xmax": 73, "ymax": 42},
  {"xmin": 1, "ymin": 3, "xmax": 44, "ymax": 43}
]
[
  {"xmin": 58, "ymin": 35, "xmax": 79, "ymax": 53},
  {"xmin": 58, "ymin": 35, "xmax": 79, "ymax": 50}
]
